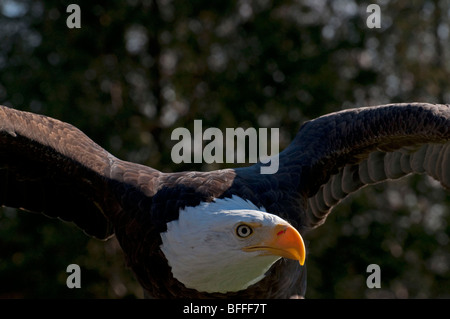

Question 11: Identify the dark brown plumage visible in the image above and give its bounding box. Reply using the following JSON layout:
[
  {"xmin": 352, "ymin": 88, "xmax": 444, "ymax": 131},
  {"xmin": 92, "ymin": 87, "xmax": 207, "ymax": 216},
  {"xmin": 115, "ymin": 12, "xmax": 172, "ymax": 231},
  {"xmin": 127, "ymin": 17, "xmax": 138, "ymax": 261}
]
[{"xmin": 0, "ymin": 103, "xmax": 448, "ymax": 298}]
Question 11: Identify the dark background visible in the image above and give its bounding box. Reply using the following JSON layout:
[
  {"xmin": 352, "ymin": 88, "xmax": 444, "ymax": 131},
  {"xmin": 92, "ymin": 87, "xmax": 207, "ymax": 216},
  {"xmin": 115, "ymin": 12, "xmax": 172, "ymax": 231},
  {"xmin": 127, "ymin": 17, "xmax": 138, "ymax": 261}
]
[{"xmin": 0, "ymin": 0, "xmax": 449, "ymax": 298}]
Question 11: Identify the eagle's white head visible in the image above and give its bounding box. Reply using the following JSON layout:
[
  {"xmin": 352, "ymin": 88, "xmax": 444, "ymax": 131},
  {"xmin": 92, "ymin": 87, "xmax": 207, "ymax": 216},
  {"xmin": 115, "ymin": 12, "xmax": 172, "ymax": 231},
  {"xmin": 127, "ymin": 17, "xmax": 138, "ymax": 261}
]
[{"xmin": 160, "ymin": 195, "xmax": 305, "ymax": 293}]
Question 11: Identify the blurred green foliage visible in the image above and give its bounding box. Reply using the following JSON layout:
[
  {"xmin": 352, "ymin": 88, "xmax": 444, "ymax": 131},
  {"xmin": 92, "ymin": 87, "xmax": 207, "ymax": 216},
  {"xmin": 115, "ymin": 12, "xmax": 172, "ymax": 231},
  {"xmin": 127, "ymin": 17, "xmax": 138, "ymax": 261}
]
[{"xmin": 0, "ymin": 0, "xmax": 449, "ymax": 298}]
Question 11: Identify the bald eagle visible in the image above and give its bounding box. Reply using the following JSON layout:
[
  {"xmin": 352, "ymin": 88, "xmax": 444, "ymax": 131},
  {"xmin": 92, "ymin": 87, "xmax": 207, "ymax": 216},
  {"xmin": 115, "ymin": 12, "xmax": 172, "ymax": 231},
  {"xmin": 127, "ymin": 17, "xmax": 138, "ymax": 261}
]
[{"xmin": 0, "ymin": 103, "xmax": 448, "ymax": 298}]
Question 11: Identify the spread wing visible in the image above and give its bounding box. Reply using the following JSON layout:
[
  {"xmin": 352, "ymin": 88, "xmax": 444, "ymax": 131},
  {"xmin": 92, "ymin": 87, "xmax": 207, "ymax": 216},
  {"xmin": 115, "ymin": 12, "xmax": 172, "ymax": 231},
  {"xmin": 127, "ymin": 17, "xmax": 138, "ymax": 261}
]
[
  {"xmin": 269, "ymin": 103, "xmax": 450, "ymax": 229},
  {"xmin": 0, "ymin": 106, "xmax": 161, "ymax": 239},
  {"xmin": 2, "ymin": 103, "xmax": 449, "ymax": 238}
]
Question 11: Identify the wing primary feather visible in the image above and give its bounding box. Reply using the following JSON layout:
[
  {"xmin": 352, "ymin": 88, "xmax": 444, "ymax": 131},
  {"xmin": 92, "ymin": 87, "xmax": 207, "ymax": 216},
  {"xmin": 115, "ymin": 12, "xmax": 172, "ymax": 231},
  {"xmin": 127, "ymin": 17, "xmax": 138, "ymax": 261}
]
[
  {"xmin": 258, "ymin": 103, "xmax": 450, "ymax": 229},
  {"xmin": 0, "ymin": 105, "xmax": 162, "ymax": 239}
]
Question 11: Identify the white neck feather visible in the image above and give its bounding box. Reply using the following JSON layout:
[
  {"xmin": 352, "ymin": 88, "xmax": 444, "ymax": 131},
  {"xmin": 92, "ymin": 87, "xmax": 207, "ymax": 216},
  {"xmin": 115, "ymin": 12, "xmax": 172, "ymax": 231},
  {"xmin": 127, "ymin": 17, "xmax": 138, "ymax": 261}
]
[{"xmin": 159, "ymin": 196, "xmax": 282, "ymax": 293}]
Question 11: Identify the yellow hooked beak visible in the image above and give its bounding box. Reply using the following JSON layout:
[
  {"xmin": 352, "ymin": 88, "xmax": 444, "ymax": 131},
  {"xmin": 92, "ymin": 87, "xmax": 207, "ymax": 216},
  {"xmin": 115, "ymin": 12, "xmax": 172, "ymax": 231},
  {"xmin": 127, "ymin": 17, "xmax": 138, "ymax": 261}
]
[{"xmin": 242, "ymin": 224, "xmax": 306, "ymax": 266}]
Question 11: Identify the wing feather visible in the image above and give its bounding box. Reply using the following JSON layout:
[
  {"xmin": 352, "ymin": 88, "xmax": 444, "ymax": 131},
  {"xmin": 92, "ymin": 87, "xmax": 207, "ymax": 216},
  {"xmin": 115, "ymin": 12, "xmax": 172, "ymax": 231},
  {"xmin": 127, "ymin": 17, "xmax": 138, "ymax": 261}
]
[
  {"xmin": 0, "ymin": 105, "xmax": 161, "ymax": 239},
  {"xmin": 239, "ymin": 103, "xmax": 450, "ymax": 229},
  {"xmin": 300, "ymin": 104, "xmax": 450, "ymax": 228}
]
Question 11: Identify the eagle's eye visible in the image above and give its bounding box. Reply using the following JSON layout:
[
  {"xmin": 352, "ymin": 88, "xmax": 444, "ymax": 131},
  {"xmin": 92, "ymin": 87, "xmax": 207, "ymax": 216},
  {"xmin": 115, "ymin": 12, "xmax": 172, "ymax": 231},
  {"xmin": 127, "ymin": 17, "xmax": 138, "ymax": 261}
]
[{"xmin": 236, "ymin": 224, "xmax": 253, "ymax": 238}]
